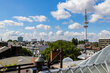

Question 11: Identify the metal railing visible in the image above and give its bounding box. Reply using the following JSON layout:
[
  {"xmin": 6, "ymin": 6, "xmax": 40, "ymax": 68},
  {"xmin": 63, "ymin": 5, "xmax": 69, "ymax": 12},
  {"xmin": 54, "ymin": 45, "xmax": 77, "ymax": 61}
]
[
  {"xmin": 0, "ymin": 62, "xmax": 109, "ymax": 73},
  {"xmin": 0, "ymin": 63, "xmax": 36, "ymax": 73}
]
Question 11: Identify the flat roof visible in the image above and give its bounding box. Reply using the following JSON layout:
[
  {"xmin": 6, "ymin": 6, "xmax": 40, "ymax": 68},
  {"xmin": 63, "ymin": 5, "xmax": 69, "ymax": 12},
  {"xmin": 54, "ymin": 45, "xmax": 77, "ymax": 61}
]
[{"xmin": 0, "ymin": 56, "xmax": 32, "ymax": 67}]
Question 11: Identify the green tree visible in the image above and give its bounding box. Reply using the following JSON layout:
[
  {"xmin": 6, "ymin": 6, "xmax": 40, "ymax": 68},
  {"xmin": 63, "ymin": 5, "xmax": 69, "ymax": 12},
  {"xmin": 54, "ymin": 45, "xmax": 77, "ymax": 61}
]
[
  {"xmin": 91, "ymin": 42, "xmax": 99, "ymax": 47},
  {"xmin": 22, "ymin": 48, "xmax": 32, "ymax": 56},
  {"xmin": 13, "ymin": 40, "xmax": 18, "ymax": 44},
  {"xmin": 72, "ymin": 38, "xmax": 78, "ymax": 46},
  {"xmin": 42, "ymin": 40, "xmax": 81, "ymax": 61},
  {"xmin": 79, "ymin": 40, "xmax": 85, "ymax": 44},
  {"xmin": 7, "ymin": 39, "xmax": 12, "ymax": 42}
]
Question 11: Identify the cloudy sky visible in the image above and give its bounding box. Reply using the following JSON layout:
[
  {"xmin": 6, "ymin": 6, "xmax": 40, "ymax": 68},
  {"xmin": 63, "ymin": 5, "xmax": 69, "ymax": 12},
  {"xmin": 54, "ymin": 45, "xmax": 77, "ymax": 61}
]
[{"xmin": 0, "ymin": 0, "xmax": 110, "ymax": 42}]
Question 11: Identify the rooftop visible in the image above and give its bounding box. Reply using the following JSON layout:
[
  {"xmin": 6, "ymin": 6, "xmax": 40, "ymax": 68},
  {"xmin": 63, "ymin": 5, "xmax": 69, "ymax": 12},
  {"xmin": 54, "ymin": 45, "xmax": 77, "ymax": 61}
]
[
  {"xmin": 0, "ymin": 56, "xmax": 32, "ymax": 67},
  {"xmin": 41, "ymin": 45, "xmax": 110, "ymax": 73}
]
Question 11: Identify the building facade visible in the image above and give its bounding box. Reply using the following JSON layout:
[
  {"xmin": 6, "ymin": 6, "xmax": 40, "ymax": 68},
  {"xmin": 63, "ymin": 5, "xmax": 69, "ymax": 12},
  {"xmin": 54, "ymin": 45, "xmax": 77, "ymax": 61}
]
[
  {"xmin": 99, "ymin": 39, "xmax": 110, "ymax": 48},
  {"xmin": 31, "ymin": 39, "xmax": 37, "ymax": 43},
  {"xmin": 0, "ymin": 42, "xmax": 8, "ymax": 47},
  {"xmin": 18, "ymin": 36, "xmax": 23, "ymax": 42}
]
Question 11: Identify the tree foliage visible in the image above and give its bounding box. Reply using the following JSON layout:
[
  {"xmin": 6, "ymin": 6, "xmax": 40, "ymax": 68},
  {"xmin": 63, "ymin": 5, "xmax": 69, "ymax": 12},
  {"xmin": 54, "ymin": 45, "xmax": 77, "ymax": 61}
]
[
  {"xmin": 7, "ymin": 39, "xmax": 12, "ymax": 42},
  {"xmin": 72, "ymin": 38, "xmax": 78, "ymax": 46},
  {"xmin": 42, "ymin": 40, "xmax": 81, "ymax": 61},
  {"xmin": 13, "ymin": 40, "xmax": 18, "ymax": 44},
  {"xmin": 78, "ymin": 40, "xmax": 85, "ymax": 44},
  {"xmin": 91, "ymin": 42, "xmax": 99, "ymax": 47},
  {"xmin": 22, "ymin": 48, "xmax": 32, "ymax": 56}
]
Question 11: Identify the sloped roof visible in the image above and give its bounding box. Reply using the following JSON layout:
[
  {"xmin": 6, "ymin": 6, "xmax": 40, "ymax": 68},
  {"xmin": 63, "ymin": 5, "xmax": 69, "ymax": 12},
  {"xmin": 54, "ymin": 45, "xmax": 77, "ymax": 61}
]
[
  {"xmin": 78, "ymin": 54, "xmax": 88, "ymax": 60},
  {"xmin": 80, "ymin": 45, "xmax": 110, "ymax": 65},
  {"xmin": 0, "ymin": 47, "xmax": 9, "ymax": 53},
  {"xmin": 44, "ymin": 45, "xmax": 110, "ymax": 73}
]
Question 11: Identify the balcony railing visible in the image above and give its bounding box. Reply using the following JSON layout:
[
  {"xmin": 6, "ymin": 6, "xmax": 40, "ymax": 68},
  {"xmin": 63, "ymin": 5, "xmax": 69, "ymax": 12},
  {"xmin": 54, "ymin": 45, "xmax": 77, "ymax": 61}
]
[{"xmin": 0, "ymin": 63, "xmax": 36, "ymax": 73}]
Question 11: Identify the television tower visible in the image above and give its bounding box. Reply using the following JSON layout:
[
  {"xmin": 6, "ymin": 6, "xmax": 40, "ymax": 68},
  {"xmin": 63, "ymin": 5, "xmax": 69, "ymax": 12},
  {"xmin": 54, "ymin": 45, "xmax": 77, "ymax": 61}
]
[{"xmin": 84, "ymin": 9, "xmax": 88, "ymax": 42}]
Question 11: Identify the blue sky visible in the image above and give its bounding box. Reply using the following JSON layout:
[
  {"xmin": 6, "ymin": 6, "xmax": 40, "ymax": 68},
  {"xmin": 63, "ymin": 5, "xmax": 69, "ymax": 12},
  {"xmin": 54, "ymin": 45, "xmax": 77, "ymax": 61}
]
[{"xmin": 0, "ymin": 0, "xmax": 110, "ymax": 42}]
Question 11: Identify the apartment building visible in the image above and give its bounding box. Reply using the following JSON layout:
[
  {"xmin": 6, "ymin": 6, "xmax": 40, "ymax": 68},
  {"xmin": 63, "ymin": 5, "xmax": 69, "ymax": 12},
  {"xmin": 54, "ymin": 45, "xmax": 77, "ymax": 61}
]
[{"xmin": 99, "ymin": 39, "xmax": 110, "ymax": 48}]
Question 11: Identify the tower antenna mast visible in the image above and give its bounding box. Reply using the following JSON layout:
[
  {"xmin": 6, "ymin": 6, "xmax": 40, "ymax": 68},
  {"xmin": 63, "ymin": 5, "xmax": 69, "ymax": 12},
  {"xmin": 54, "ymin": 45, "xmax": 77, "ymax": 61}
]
[{"xmin": 84, "ymin": 9, "xmax": 89, "ymax": 42}]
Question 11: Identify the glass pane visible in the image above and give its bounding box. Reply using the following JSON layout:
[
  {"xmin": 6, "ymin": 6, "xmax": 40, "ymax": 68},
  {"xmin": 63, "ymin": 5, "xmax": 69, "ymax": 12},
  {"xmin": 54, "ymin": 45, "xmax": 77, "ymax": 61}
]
[
  {"xmin": 86, "ymin": 51, "xmax": 101, "ymax": 65},
  {"xmin": 50, "ymin": 69, "xmax": 59, "ymax": 73},
  {"xmin": 96, "ymin": 46, "xmax": 110, "ymax": 63},
  {"xmin": 82, "ymin": 67, "xmax": 91, "ymax": 73},
  {"xmin": 74, "ymin": 68, "xmax": 82, "ymax": 73},
  {"xmin": 96, "ymin": 64, "xmax": 107, "ymax": 73},
  {"xmin": 89, "ymin": 66, "xmax": 99, "ymax": 73}
]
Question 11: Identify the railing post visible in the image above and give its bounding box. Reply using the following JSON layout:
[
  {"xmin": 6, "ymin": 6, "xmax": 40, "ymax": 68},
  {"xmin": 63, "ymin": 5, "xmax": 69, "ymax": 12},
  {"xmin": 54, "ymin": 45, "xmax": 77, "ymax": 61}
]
[
  {"xmin": 60, "ymin": 48, "xmax": 63, "ymax": 68},
  {"xmin": 47, "ymin": 60, "xmax": 50, "ymax": 68},
  {"xmin": 35, "ymin": 56, "xmax": 44, "ymax": 72},
  {"xmin": 18, "ymin": 65, "xmax": 20, "ymax": 73}
]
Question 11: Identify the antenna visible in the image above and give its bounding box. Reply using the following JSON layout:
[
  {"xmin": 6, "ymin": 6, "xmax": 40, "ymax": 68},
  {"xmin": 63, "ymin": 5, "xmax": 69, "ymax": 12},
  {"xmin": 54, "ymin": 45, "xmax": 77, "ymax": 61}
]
[
  {"xmin": 84, "ymin": 9, "xmax": 88, "ymax": 42},
  {"xmin": 1, "ymin": 38, "xmax": 2, "ymax": 42},
  {"xmin": 84, "ymin": 9, "xmax": 88, "ymax": 24}
]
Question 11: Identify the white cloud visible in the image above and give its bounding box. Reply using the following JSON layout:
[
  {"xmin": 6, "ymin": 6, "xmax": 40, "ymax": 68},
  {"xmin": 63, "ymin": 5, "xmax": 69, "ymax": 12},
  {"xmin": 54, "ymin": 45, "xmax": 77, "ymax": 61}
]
[
  {"xmin": 57, "ymin": 0, "xmax": 95, "ymax": 13},
  {"xmin": 13, "ymin": 15, "xmax": 47, "ymax": 22},
  {"xmin": 30, "ymin": 15, "xmax": 47, "ymax": 22},
  {"xmin": 0, "ymin": 25, "xmax": 5, "ymax": 28},
  {"xmin": 0, "ymin": 30, "xmax": 83, "ymax": 41},
  {"xmin": 98, "ymin": 30, "xmax": 110, "ymax": 39},
  {"xmin": 64, "ymin": 31, "xmax": 84, "ymax": 40},
  {"xmin": 0, "ymin": 20, "xmax": 24, "ymax": 26},
  {"xmin": 88, "ymin": 33, "xmax": 98, "ymax": 41},
  {"xmin": 48, "ymin": 31, "xmax": 53, "ymax": 36},
  {"xmin": 5, "ymin": 31, "xmax": 20, "ymax": 36},
  {"xmin": 25, "ymin": 26, "xmax": 35, "ymax": 30},
  {"xmin": 40, "ymin": 32, "xmax": 47, "ymax": 36},
  {"xmin": 51, "ymin": 0, "xmax": 110, "ymax": 22},
  {"xmin": 0, "ymin": 30, "xmax": 22, "ymax": 41},
  {"xmin": 51, "ymin": 0, "xmax": 95, "ymax": 20},
  {"xmin": 1, "ymin": 29, "xmax": 110, "ymax": 42},
  {"xmin": 63, "ymin": 31, "xmax": 98, "ymax": 41},
  {"xmin": 68, "ymin": 23, "xmax": 83, "ymax": 29},
  {"xmin": 99, "ymin": 17, "xmax": 110, "ymax": 23},
  {"xmin": 89, "ymin": 0, "xmax": 110, "ymax": 22},
  {"xmin": 89, "ymin": 14, "xmax": 102, "ymax": 22},
  {"xmin": 94, "ymin": 0, "xmax": 110, "ymax": 15},
  {"xmin": 36, "ymin": 24, "xmax": 51, "ymax": 30},
  {"xmin": 51, "ymin": 9, "xmax": 71, "ymax": 20},
  {"xmin": 0, "ymin": 30, "xmax": 39, "ymax": 41},
  {"xmin": 13, "ymin": 16, "xmax": 33, "ymax": 22},
  {"xmin": 56, "ymin": 30, "xmax": 63, "ymax": 35},
  {"xmin": 64, "ymin": 31, "xmax": 82, "ymax": 36}
]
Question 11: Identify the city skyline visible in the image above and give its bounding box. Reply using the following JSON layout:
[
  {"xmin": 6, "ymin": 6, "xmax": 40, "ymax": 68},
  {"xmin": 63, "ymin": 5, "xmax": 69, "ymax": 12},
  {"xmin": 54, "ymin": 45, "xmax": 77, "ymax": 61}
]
[{"xmin": 0, "ymin": 0, "xmax": 110, "ymax": 42}]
